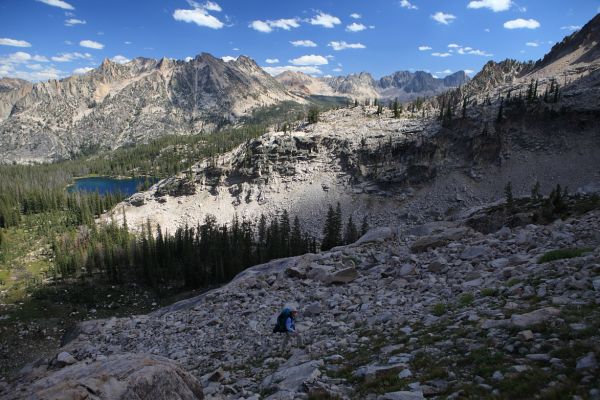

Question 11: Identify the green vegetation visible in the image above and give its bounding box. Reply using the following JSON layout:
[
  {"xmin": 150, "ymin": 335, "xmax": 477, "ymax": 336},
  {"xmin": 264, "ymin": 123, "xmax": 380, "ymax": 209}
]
[
  {"xmin": 481, "ymin": 288, "xmax": 497, "ymax": 297},
  {"xmin": 458, "ymin": 293, "xmax": 475, "ymax": 307},
  {"xmin": 432, "ymin": 302, "xmax": 447, "ymax": 316},
  {"xmin": 53, "ymin": 211, "xmax": 316, "ymax": 290},
  {"xmin": 538, "ymin": 248, "xmax": 592, "ymax": 263},
  {"xmin": 307, "ymin": 106, "xmax": 320, "ymax": 124}
]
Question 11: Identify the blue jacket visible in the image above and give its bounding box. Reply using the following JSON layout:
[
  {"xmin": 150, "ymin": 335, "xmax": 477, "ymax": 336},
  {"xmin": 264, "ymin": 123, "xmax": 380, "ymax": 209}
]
[{"xmin": 285, "ymin": 316, "xmax": 296, "ymax": 332}]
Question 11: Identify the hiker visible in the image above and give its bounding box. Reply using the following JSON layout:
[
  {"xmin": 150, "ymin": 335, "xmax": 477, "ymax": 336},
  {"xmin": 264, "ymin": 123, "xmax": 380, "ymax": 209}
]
[{"xmin": 273, "ymin": 307, "xmax": 303, "ymax": 349}]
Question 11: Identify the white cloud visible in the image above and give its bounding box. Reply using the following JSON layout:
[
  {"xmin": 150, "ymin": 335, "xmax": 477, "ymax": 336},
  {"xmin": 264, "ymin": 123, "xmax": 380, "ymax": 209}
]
[
  {"xmin": 2, "ymin": 52, "xmax": 32, "ymax": 63},
  {"xmin": 51, "ymin": 52, "xmax": 92, "ymax": 62},
  {"xmin": 561, "ymin": 25, "xmax": 581, "ymax": 31},
  {"xmin": 431, "ymin": 12, "xmax": 456, "ymax": 25},
  {"xmin": 202, "ymin": 1, "xmax": 222, "ymax": 12},
  {"xmin": 111, "ymin": 55, "xmax": 130, "ymax": 64},
  {"xmin": 0, "ymin": 61, "xmax": 64, "ymax": 81},
  {"xmin": 289, "ymin": 55, "xmax": 328, "ymax": 66},
  {"xmin": 503, "ymin": 18, "xmax": 540, "ymax": 29},
  {"xmin": 332, "ymin": 67, "xmax": 342, "ymax": 72},
  {"xmin": 27, "ymin": 64, "xmax": 42, "ymax": 70},
  {"xmin": 466, "ymin": 49, "xmax": 493, "ymax": 56},
  {"xmin": 80, "ymin": 40, "xmax": 104, "ymax": 49},
  {"xmin": 400, "ymin": 0, "xmax": 418, "ymax": 10},
  {"xmin": 73, "ymin": 67, "xmax": 94, "ymax": 75},
  {"xmin": 328, "ymin": 41, "xmax": 366, "ymax": 51},
  {"xmin": 309, "ymin": 12, "xmax": 341, "ymax": 28},
  {"xmin": 124, "ymin": 41, "xmax": 132, "ymax": 45},
  {"xmin": 262, "ymin": 65, "xmax": 322, "ymax": 76},
  {"xmin": 65, "ymin": 18, "xmax": 86, "ymax": 26},
  {"xmin": 418, "ymin": 45, "xmax": 432, "ymax": 51},
  {"xmin": 350, "ymin": 13, "xmax": 361, "ymax": 19},
  {"xmin": 249, "ymin": 18, "xmax": 299, "ymax": 33},
  {"xmin": 432, "ymin": 52, "xmax": 451, "ymax": 57},
  {"xmin": 485, "ymin": 28, "xmax": 491, "ymax": 32},
  {"xmin": 0, "ymin": 38, "xmax": 32, "ymax": 48},
  {"xmin": 173, "ymin": 1, "xmax": 225, "ymax": 30},
  {"xmin": 36, "ymin": 0, "xmax": 74, "ymax": 10},
  {"xmin": 221, "ymin": 56, "xmax": 236, "ymax": 62},
  {"xmin": 464, "ymin": 69, "xmax": 475, "ymax": 74},
  {"xmin": 270, "ymin": 19, "xmax": 300, "ymax": 30},
  {"xmin": 249, "ymin": 21, "xmax": 271, "ymax": 32},
  {"xmin": 184, "ymin": 56, "xmax": 193, "ymax": 62},
  {"xmin": 32, "ymin": 55, "xmax": 49, "ymax": 62},
  {"xmin": 448, "ymin": 43, "xmax": 461, "ymax": 48},
  {"xmin": 526, "ymin": 42, "xmax": 538, "ymax": 47},
  {"xmin": 291, "ymin": 40, "xmax": 317, "ymax": 47},
  {"xmin": 346, "ymin": 23, "xmax": 367, "ymax": 32},
  {"xmin": 467, "ymin": 0, "xmax": 511, "ymax": 12},
  {"xmin": 265, "ymin": 58, "xmax": 279, "ymax": 64},
  {"xmin": 437, "ymin": 69, "xmax": 452, "ymax": 74}
]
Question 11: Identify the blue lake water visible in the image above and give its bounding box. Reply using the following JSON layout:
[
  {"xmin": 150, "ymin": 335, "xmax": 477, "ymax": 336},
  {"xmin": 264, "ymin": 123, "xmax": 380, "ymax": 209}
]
[{"xmin": 67, "ymin": 177, "xmax": 158, "ymax": 196}]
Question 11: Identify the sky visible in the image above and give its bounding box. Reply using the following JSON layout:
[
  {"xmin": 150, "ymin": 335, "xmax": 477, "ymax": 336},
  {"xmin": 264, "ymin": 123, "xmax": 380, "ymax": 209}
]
[{"xmin": 0, "ymin": 0, "xmax": 598, "ymax": 82}]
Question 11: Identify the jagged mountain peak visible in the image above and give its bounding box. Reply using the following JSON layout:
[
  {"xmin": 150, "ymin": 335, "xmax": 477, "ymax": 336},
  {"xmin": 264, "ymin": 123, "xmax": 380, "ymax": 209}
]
[{"xmin": 0, "ymin": 52, "xmax": 301, "ymax": 163}]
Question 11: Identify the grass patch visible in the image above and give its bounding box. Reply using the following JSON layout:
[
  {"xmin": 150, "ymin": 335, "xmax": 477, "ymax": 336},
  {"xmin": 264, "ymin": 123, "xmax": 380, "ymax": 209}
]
[
  {"xmin": 538, "ymin": 248, "xmax": 593, "ymax": 263},
  {"xmin": 457, "ymin": 348, "xmax": 507, "ymax": 378},
  {"xmin": 507, "ymin": 278, "xmax": 522, "ymax": 287},
  {"xmin": 458, "ymin": 293, "xmax": 475, "ymax": 307},
  {"xmin": 481, "ymin": 288, "xmax": 497, "ymax": 297},
  {"xmin": 432, "ymin": 303, "xmax": 447, "ymax": 316}
]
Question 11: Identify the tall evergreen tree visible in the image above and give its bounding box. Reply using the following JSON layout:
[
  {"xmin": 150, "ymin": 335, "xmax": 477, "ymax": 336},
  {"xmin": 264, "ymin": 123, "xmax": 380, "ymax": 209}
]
[{"xmin": 343, "ymin": 216, "xmax": 359, "ymax": 245}]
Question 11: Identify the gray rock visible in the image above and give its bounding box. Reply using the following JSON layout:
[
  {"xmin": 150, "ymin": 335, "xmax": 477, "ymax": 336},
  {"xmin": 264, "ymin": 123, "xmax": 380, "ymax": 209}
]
[
  {"xmin": 19, "ymin": 353, "xmax": 203, "ymax": 399},
  {"xmin": 55, "ymin": 352, "xmax": 76, "ymax": 367},
  {"xmin": 399, "ymin": 264, "xmax": 416, "ymax": 276},
  {"xmin": 325, "ymin": 267, "xmax": 359, "ymax": 284},
  {"xmin": 576, "ymin": 353, "xmax": 598, "ymax": 371},
  {"xmin": 510, "ymin": 307, "xmax": 561, "ymax": 328},
  {"xmin": 379, "ymin": 391, "xmax": 425, "ymax": 400},
  {"xmin": 355, "ymin": 227, "xmax": 394, "ymax": 245},
  {"xmin": 490, "ymin": 258, "xmax": 509, "ymax": 269},
  {"xmin": 261, "ymin": 360, "xmax": 323, "ymax": 392},
  {"xmin": 460, "ymin": 246, "xmax": 488, "ymax": 260},
  {"xmin": 354, "ymin": 363, "xmax": 406, "ymax": 383}
]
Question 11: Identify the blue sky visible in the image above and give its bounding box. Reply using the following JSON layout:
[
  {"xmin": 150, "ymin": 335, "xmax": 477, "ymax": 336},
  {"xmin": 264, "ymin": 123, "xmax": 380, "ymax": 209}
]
[{"xmin": 0, "ymin": 0, "xmax": 598, "ymax": 81}]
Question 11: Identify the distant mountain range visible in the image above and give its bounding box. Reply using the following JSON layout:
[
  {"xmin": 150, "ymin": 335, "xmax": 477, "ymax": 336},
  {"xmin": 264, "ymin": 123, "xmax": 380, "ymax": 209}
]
[
  {"xmin": 1, "ymin": 13, "xmax": 599, "ymax": 164},
  {"xmin": 275, "ymin": 70, "xmax": 470, "ymax": 101}
]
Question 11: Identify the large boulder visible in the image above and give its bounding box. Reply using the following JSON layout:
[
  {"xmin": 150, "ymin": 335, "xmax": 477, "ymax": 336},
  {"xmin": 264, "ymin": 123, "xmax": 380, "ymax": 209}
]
[
  {"xmin": 261, "ymin": 360, "xmax": 323, "ymax": 394},
  {"xmin": 11, "ymin": 353, "xmax": 203, "ymax": 400},
  {"xmin": 510, "ymin": 307, "xmax": 561, "ymax": 328},
  {"xmin": 410, "ymin": 228, "xmax": 469, "ymax": 253},
  {"xmin": 355, "ymin": 227, "xmax": 394, "ymax": 245}
]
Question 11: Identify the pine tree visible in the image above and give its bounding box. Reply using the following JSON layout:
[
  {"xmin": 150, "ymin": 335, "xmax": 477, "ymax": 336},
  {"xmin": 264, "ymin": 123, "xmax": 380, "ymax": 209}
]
[
  {"xmin": 505, "ymin": 182, "xmax": 514, "ymax": 211},
  {"xmin": 496, "ymin": 97, "xmax": 504, "ymax": 123},
  {"xmin": 393, "ymin": 99, "xmax": 401, "ymax": 118},
  {"xmin": 360, "ymin": 216, "xmax": 369, "ymax": 236},
  {"xmin": 343, "ymin": 216, "xmax": 359, "ymax": 245},
  {"xmin": 334, "ymin": 203, "xmax": 343, "ymax": 246},
  {"xmin": 280, "ymin": 210, "xmax": 291, "ymax": 256},
  {"xmin": 531, "ymin": 181, "xmax": 542, "ymax": 200}
]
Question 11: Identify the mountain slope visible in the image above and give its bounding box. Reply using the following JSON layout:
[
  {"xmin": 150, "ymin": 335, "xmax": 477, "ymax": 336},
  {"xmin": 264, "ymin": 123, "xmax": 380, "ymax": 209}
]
[{"xmin": 0, "ymin": 54, "xmax": 302, "ymax": 164}]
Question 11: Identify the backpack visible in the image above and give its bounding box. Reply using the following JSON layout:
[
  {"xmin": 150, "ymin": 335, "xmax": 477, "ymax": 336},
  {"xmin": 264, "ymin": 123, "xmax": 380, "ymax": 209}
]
[{"xmin": 273, "ymin": 308, "xmax": 292, "ymax": 333}]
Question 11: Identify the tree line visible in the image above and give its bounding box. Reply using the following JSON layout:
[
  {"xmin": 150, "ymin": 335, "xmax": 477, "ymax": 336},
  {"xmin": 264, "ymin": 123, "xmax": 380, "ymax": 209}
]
[{"xmin": 51, "ymin": 203, "xmax": 369, "ymax": 292}]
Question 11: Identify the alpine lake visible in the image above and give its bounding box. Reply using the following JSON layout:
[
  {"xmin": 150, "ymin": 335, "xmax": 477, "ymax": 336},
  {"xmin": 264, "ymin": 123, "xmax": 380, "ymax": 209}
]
[{"xmin": 67, "ymin": 176, "xmax": 158, "ymax": 196}]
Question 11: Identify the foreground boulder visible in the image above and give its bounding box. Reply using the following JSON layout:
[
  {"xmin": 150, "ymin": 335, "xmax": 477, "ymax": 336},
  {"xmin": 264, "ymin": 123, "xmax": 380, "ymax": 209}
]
[{"xmin": 10, "ymin": 353, "xmax": 203, "ymax": 400}]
